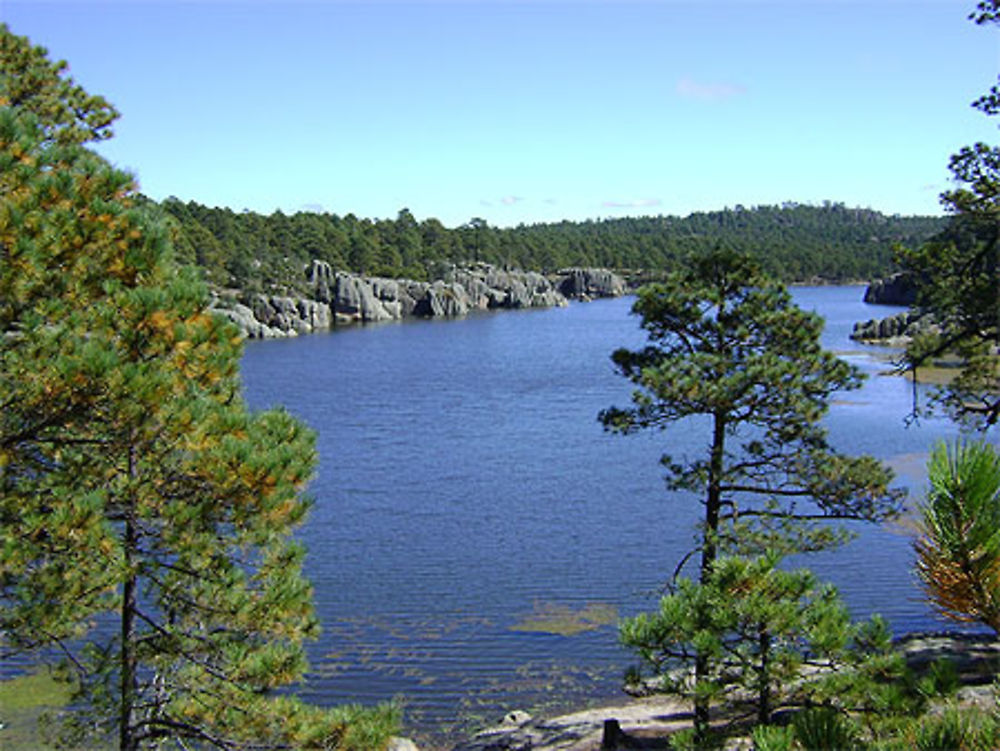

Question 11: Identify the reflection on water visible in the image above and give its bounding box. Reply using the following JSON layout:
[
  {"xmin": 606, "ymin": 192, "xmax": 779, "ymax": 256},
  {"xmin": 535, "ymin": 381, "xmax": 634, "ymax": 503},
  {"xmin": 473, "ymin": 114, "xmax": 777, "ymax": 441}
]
[{"xmin": 240, "ymin": 286, "xmax": 980, "ymax": 744}]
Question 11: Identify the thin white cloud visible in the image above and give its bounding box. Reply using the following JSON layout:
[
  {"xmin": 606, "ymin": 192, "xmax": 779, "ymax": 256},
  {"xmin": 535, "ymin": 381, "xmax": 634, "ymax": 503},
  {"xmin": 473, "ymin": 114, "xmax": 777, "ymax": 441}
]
[
  {"xmin": 602, "ymin": 198, "xmax": 662, "ymax": 209},
  {"xmin": 500, "ymin": 195, "xmax": 524, "ymax": 206},
  {"xmin": 676, "ymin": 77, "xmax": 747, "ymax": 102},
  {"xmin": 300, "ymin": 202, "xmax": 326, "ymax": 213}
]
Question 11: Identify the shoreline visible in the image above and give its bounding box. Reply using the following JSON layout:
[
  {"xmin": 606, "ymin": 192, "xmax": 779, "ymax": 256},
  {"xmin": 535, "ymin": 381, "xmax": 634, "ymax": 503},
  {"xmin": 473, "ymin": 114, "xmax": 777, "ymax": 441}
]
[
  {"xmin": 211, "ymin": 264, "xmax": 629, "ymax": 339},
  {"xmin": 442, "ymin": 630, "xmax": 1000, "ymax": 751}
]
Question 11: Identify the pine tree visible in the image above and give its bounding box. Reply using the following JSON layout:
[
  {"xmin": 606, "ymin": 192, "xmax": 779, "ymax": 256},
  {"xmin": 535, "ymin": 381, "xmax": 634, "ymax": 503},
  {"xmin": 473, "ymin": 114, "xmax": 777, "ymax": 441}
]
[
  {"xmin": 620, "ymin": 553, "xmax": 855, "ymax": 727},
  {"xmin": 600, "ymin": 248, "xmax": 902, "ymax": 742},
  {"xmin": 895, "ymin": 2, "xmax": 1000, "ymax": 428},
  {"xmin": 914, "ymin": 441, "xmax": 1000, "ymax": 633},
  {"xmin": 0, "ymin": 24, "xmax": 396, "ymax": 749},
  {"xmin": 0, "ymin": 22, "xmax": 117, "ymax": 146}
]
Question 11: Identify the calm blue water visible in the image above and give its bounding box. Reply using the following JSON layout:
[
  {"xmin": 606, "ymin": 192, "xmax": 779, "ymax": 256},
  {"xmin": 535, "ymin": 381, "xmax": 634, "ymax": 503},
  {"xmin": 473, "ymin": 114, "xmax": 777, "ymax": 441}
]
[{"xmin": 240, "ymin": 286, "xmax": 967, "ymax": 745}]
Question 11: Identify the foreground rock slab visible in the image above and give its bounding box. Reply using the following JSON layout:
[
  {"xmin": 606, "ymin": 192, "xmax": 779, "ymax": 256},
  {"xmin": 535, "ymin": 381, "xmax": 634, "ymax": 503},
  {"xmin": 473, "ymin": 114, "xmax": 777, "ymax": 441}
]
[
  {"xmin": 390, "ymin": 737, "xmax": 422, "ymax": 751},
  {"xmin": 449, "ymin": 632, "xmax": 1000, "ymax": 751},
  {"xmin": 451, "ymin": 696, "xmax": 692, "ymax": 751}
]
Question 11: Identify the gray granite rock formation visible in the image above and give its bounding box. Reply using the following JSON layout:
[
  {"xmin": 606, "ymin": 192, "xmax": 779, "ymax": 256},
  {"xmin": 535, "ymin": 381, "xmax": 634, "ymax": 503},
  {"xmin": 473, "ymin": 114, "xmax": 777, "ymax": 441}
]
[
  {"xmin": 558, "ymin": 267, "xmax": 628, "ymax": 300},
  {"xmin": 850, "ymin": 310, "xmax": 933, "ymax": 343},
  {"xmin": 211, "ymin": 263, "xmax": 626, "ymax": 338}
]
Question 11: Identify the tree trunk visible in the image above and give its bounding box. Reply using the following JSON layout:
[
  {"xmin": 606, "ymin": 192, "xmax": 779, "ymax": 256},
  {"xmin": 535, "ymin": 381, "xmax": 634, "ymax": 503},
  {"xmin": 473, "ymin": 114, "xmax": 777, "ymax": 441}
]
[
  {"xmin": 120, "ymin": 518, "xmax": 138, "ymax": 751},
  {"xmin": 758, "ymin": 628, "xmax": 772, "ymax": 726},
  {"xmin": 120, "ymin": 447, "xmax": 139, "ymax": 751},
  {"xmin": 700, "ymin": 412, "xmax": 726, "ymax": 579},
  {"xmin": 601, "ymin": 718, "xmax": 626, "ymax": 749},
  {"xmin": 694, "ymin": 411, "xmax": 727, "ymax": 745}
]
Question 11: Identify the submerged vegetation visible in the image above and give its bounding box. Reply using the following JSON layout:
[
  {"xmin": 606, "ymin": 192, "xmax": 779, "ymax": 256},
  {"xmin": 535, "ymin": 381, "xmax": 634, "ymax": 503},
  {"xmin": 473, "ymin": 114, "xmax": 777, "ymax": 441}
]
[{"xmin": 509, "ymin": 601, "xmax": 618, "ymax": 637}]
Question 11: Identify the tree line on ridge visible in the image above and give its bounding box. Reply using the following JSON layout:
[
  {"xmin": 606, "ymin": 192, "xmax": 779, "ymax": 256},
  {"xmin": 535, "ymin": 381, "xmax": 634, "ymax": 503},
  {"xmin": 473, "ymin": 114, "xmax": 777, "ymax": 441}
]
[{"xmin": 157, "ymin": 198, "xmax": 945, "ymax": 292}]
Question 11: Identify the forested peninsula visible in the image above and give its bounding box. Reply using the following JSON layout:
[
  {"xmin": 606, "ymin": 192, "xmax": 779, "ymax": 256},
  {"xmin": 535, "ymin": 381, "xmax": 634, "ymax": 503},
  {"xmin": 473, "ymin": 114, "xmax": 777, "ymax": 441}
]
[{"xmin": 157, "ymin": 198, "xmax": 945, "ymax": 336}]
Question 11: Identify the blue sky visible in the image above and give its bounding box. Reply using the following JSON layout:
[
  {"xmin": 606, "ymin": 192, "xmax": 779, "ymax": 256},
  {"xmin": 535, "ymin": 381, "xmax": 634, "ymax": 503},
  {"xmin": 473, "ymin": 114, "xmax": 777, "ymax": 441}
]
[{"xmin": 4, "ymin": 1, "xmax": 998, "ymax": 227}]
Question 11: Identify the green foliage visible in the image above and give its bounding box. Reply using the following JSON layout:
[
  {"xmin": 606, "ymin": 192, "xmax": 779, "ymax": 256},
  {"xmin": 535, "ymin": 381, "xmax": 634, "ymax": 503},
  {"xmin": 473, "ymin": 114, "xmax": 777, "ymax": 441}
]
[
  {"xmin": 600, "ymin": 249, "xmax": 902, "ymax": 575},
  {"xmin": 603, "ymin": 249, "xmax": 901, "ymax": 743},
  {"xmin": 914, "ymin": 441, "xmax": 1000, "ymax": 633},
  {"xmin": 0, "ymin": 667, "xmax": 76, "ymax": 712},
  {"xmin": 917, "ymin": 658, "xmax": 962, "ymax": 700},
  {"xmin": 326, "ymin": 703, "xmax": 404, "ymax": 751},
  {"xmin": 896, "ymin": 6, "xmax": 1000, "ymax": 428},
  {"xmin": 744, "ymin": 649, "xmax": 1000, "ymax": 751},
  {"xmin": 791, "ymin": 707, "xmax": 859, "ymax": 750},
  {"xmin": 0, "ymin": 23, "xmax": 118, "ymax": 145},
  {"xmin": 805, "ymin": 614, "xmax": 922, "ymax": 725},
  {"xmin": 751, "ymin": 724, "xmax": 795, "ymax": 751},
  {"xmin": 0, "ymin": 24, "xmax": 395, "ymax": 750},
  {"xmin": 912, "ymin": 705, "xmax": 1000, "ymax": 751},
  {"xmin": 157, "ymin": 197, "xmax": 943, "ymax": 291},
  {"xmin": 971, "ymin": 0, "xmax": 1000, "ymax": 24},
  {"xmin": 845, "ymin": 700, "xmax": 1000, "ymax": 751},
  {"xmin": 620, "ymin": 556, "xmax": 904, "ymax": 736},
  {"xmin": 668, "ymin": 727, "xmax": 697, "ymax": 751}
]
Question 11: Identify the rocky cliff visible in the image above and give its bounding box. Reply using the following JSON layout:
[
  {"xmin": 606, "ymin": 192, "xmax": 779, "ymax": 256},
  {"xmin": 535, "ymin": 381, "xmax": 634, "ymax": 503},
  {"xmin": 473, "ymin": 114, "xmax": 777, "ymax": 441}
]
[
  {"xmin": 557, "ymin": 267, "xmax": 628, "ymax": 300},
  {"xmin": 863, "ymin": 272, "xmax": 918, "ymax": 306},
  {"xmin": 210, "ymin": 263, "xmax": 626, "ymax": 338}
]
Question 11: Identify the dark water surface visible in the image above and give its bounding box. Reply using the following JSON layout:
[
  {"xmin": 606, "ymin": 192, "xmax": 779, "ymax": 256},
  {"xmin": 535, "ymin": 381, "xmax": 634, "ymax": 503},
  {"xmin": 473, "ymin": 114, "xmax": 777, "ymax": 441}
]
[{"xmin": 240, "ymin": 286, "xmax": 967, "ymax": 745}]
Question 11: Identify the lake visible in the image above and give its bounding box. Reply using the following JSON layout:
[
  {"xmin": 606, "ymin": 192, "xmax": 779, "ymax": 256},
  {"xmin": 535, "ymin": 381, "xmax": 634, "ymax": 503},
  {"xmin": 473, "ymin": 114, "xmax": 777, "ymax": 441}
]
[{"xmin": 240, "ymin": 285, "xmax": 968, "ymax": 746}]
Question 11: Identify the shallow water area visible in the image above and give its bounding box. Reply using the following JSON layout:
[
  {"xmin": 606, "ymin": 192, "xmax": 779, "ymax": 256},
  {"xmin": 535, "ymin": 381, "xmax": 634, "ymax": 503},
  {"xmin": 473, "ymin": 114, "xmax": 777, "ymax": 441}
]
[{"xmin": 240, "ymin": 286, "xmax": 973, "ymax": 746}]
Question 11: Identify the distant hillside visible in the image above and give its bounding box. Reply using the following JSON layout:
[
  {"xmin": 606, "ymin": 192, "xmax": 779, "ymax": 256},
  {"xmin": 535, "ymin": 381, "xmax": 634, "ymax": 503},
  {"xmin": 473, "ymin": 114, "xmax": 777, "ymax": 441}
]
[{"xmin": 155, "ymin": 198, "xmax": 946, "ymax": 291}]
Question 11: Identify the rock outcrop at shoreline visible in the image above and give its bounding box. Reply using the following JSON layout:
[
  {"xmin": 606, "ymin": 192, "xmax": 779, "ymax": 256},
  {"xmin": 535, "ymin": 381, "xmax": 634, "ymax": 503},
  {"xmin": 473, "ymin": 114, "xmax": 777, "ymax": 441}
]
[
  {"xmin": 850, "ymin": 309, "xmax": 931, "ymax": 344},
  {"xmin": 210, "ymin": 263, "xmax": 626, "ymax": 338},
  {"xmin": 851, "ymin": 273, "xmax": 934, "ymax": 345},
  {"xmin": 863, "ymin": 272, "xmax": 918, "ymax": 306},
  {"xmin": 557, "ymin": 267, "xmax": 628, "ymax": 300},
  {"xmin": 448, "ymin": 633, "xmax": 1000, "ymax": 751}
]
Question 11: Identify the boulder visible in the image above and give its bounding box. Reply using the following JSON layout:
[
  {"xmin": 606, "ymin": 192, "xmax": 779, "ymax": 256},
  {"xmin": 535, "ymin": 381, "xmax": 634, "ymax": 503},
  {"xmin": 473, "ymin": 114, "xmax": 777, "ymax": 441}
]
[
  {"xmin": 210, "ymin": 302, "xmax": 283, "ymax": 339},
  {"xmin": 395, "ymin": 282, "xmax": 425, "ymax": 317},
  {"xmin": 371, "ymin": 277, "xmax": 400, "ymax": 303},
  {"xmin": 500, "ymin": 711, "xmax": 533, "ymax": 728},
  {"xmin": 558, "ymin": 268, "xmax": 627, "ymax": 299},
  {"xmin": 416, "ymin": 281, "xmax": 471, "ymax": 317},
  {"xmin": 504, "ymin": 279, "xmax": 531, "ymax": 308},
  {"xmin": 450, "ymin": 270, "xmax": 493, "ymax": 310},
  {"xmin": 388, "ymin": 738, "xmax": 421, "ymax": 751},
  {"xmin": 249, "ymin": 293, "xmax": 276, "ymax": 325},
  {"xmin": 308, "ymin": 259, "xmax": 335, "ymax": 303},
  {"xmin": 850, "ymin": 310, "xmax": 931, "ymax": 342},
  {"xmin": 307, "ymin": 258, "xmax": 334, "ymax": 286},
  {"xmin": 448, "ymin": 264, "xmax": 568, "ymax": 310},
  {"xmin": 297, "ymin": 298, "xmax": 332, "ymax": 331},
  {"xmin": 864, "ymin": 273, "xmax": 918, "ymax": 306},
  {"xmin": 533, "ymin": 289, "xmax": 565, "ymax": 309},
  {"xmin": 212, "ymin": 293, "xmax": 332, "ymax": 338},
  {"xmin": 333, "ymin": 273, "xmax": 395, "ymax": 322},
  {"xmin": 270, "ymin": 295, "xmax": 310, "ymax": 333}
]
